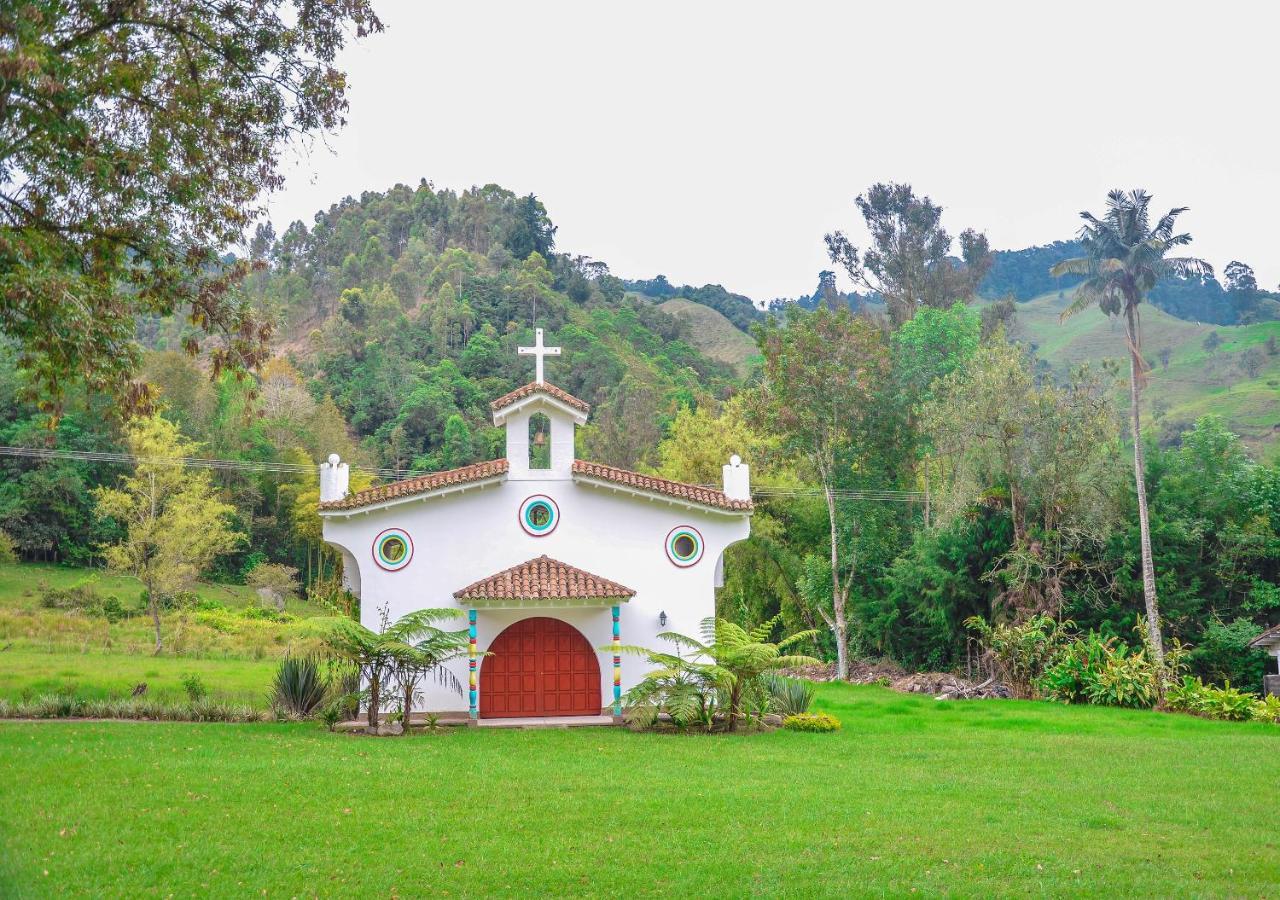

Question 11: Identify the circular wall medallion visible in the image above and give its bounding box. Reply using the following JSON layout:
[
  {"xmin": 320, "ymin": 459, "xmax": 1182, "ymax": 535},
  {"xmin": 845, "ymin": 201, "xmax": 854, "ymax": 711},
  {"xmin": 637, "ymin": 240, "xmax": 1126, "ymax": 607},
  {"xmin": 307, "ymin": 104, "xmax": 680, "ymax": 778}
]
[
  {"xmin": 373, "ymin": 528, "xmax": 413, "ymax": 571},
  {"xmin": 665, "ymin": 525, "xmax": 704, "ymax": 567},
  {"xmin": 519, "ymin": 495, "xmax": 560, "ymax": 536}
]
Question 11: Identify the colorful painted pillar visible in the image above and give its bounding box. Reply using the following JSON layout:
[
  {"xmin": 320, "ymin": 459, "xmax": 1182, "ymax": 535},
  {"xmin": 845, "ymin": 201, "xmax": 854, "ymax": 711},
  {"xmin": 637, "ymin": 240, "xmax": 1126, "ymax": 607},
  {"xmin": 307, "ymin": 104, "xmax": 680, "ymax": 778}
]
[
  {"xmin": 611, "ymin": 605, "xmax": 622, "ymax": 716},
  {"xmin": 468, "ymin": 608, "xmax": 478, "ymax": 720}
]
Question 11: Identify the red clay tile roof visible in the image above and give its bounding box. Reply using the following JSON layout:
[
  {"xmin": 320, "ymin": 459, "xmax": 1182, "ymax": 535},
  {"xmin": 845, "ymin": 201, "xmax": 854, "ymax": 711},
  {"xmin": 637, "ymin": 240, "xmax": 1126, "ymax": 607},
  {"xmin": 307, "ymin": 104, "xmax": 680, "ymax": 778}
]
[
  {"xmin": 1249, "ymin": 622, "xmax": 1280, "ymax": 649},
  {"xmin": 491, "ymin": 381, "xmax": 591, "ymax": 415},
  {"xmin": 453, "ymin": 555, "xmax": 635, "ymax": 602},
  {"xmin": 319, "ymin": 459, "xmax": 508, "ymax": 511},
  {"xmin": 572, "ymin": 460, "xmax": 753, "ymax": 512}
]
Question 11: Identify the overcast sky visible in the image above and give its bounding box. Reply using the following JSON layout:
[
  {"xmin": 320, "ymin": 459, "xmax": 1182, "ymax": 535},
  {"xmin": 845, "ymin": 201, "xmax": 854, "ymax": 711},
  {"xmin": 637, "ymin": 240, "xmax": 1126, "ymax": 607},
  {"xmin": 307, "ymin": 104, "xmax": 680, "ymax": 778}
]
[{"xmin": 265, "ymin": 1, "xmax": 1280, "ymax": 301}]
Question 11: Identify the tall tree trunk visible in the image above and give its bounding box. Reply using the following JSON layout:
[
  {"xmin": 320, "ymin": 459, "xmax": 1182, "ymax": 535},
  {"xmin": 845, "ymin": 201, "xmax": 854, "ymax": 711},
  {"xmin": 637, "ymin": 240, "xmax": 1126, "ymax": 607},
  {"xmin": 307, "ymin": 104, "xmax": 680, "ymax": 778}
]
[
  {"xmin": 147, "ymin": 573, "xmax": 163, "ymax": 655},
  {"xmin": 367, "ymin": 672, "xmax": 381, "ymax": 729},
  {"xmin": 402, "ymin": 678, "xmax": 415, "ymax": 734},
  {"xmin": 824, "ymin": 476, "xmax": 849, "ymax": 680},
  {"xmin": 1125, "ymin": 306, "xmax": 1164, "ymax": 668}
]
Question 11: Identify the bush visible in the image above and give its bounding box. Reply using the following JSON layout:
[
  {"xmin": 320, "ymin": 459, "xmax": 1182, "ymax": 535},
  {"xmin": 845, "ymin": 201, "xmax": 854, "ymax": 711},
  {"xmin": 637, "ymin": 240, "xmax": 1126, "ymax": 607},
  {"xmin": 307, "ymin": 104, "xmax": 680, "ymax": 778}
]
[
  {"xmin": 181, "ymin": 673, "xmax": 207, "ymax": 702},
  {"xmin": 782, "ymin": 712, "xmax": 841, "ymax": 733},
  {"xmin": 1084, "ymin": 649, "xmax": 1159, "ymax": 709},
  {"xmin": 270, "ymin": 655, "xmax": 328, "ymax": 718},
  {"xmin": 0, "ymin": 694, "xmax": 268, "ymax": 722},
  {"xmin": 1252, "ymin": 694, "xmax": 1280, "ymax": 724},
  {"xmin": 1165, "ymin": 676, "xmax": 1267, "ymax": 722},
  {"xmin": 0, "ymin": 529, "xmax": 17, "ymax": 564},
  {"xmin": 763, "ymin": 674, "xmax": 815, "ymax": 716},
  {"xmin": 40, "ymin": 583, "xmax": 100, "ymax": 612},
  {"xmin": 246, "ymin": 562, "xmax": 300, "ymax": 612},
  {"xmin": 965, "ymin": 615, "xmax": 1072, "ymax": 698},
  {"xmin": 1038, "ymin": 633, "xmax": 1116, "ymax": 704},
  {"xmin": 39, "ymin": 583, "xmax": 131, "ymax": 622},
  {"xmin": 1188, "ymin": 619, "xmax": 1270, "ymax": 694}
]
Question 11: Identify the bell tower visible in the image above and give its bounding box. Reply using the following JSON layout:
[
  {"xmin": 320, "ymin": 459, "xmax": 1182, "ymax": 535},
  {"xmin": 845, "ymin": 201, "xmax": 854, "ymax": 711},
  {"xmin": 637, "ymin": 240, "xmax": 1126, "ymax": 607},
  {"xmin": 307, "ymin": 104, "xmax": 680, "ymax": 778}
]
[{"xmin": 490, "ymin": 329, "xmax": 590, "ymax": 480}]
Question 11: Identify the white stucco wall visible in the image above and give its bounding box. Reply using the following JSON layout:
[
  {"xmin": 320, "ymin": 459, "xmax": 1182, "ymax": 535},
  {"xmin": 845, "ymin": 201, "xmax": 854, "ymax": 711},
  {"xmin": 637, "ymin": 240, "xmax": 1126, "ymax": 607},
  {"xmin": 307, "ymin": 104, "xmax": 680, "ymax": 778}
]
[{"xmin": 321, "ymin": 475, "xmax": 749, "ymax": 713}]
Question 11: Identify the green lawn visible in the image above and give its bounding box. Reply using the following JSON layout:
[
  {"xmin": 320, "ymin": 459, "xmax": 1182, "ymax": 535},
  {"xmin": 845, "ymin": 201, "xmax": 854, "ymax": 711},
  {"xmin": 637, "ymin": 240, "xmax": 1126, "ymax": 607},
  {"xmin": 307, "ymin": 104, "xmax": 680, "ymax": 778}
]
[
  {"xmin": 0, "ymin": 648, "xmax": 276, "ymax": 704},
  {"xmin": 0, "ymin": 563, "xmax": 329, "ymax": 699},
  {"xmin": 0, "ymin": 561, "xmax": 262, "ymax": 612},
  {"xmin": 1, "ymin": 683, "xmax": 1276, "ymax": 896}
]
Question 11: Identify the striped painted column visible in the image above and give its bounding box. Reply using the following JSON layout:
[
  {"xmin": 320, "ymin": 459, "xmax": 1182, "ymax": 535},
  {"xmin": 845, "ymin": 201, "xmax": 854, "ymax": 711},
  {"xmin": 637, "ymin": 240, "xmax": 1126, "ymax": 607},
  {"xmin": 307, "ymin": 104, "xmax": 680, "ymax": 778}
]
[
  {"xmin": 468, "ymin": 608, "xmax": 478, "ymax": 719},
  {"xmin": 611, "ymin": 605, "xmax": 622, "ymax": 716}
]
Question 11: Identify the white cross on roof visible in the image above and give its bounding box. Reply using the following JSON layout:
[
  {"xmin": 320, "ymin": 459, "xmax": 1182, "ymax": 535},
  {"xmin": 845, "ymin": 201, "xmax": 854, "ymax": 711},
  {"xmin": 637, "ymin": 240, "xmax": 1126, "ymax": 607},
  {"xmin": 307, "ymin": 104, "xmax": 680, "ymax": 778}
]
[{"xmin": 518, "ymin": 328, "xmax": 561, "ymax": 384}]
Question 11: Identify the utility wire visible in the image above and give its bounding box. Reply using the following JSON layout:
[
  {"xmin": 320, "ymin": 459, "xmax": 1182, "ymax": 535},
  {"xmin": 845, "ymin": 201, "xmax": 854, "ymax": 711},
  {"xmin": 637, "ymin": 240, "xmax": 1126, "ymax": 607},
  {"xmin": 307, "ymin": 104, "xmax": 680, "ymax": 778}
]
[{"xmin": 0, "ymin": 445, "xmax": 927, "ymax": 502}]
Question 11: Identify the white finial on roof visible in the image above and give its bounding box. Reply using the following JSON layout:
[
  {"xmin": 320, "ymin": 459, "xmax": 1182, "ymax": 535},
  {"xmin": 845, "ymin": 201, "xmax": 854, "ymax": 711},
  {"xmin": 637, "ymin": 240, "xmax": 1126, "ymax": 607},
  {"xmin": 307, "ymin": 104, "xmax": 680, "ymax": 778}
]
[{"xmin": 518, "ymin": 328, "xmax": 561, "ymax": 384}]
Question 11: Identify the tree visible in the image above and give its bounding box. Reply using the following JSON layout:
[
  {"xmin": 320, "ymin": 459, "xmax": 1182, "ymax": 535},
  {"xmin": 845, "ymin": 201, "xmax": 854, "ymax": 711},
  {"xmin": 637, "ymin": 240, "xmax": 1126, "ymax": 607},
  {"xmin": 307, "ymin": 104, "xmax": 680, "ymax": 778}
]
[
  {"xmin": 825, "ymin": 183, "xmax": 993, "ymax": 326},
  {"xmin": 1158, "ymin": 346, "xmax": 1173, "ymax": 371},
  {"xmin": 1203, "ymin": 331, "xmax": 1222, "ymax": 355},
  {"xmin": 1049, "ymin": 189, "xmax": 1212, "ymax": 666},
  {"xmin": 920, "ymin": 337, "xmax": 1119, "ymax": 618},
  {"xmin": 94, "ymin": 417, "xmax": 243, "ymax": 652},
  {"xmin": 1240, "ymin": 346, "xmax": 1266, "ymax": 380},
  {"xmin": 383, "ymin": 610, "xmax": 469, "ymax": 734},
  {"xmin": 441, "ymin": 414, "xmax": 475, "ymax": 469},
  {"xmin": 1223, "ymin": 260, "xmax": 1258, "ymax": 294},
  {"xmin": 321, "ymin": 605, "xmax": 467, "ymax": 731},
  {"xmin": 246, "ymin": 562, "xmax": 300, "ymax": 612},
  {"xmin": 1, "ymin": 1, "xmax": 381, "ymax": 417},
  {"xmin": 754, "ymin": 306, "xmax": 890, "ymax": 678}
]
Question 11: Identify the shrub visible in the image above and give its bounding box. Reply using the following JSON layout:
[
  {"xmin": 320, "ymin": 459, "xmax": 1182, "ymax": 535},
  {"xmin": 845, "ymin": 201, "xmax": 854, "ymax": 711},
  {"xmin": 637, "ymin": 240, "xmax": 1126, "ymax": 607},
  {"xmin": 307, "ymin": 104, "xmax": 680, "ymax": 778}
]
[
  {"xmin": 318, "ymin": 699, "xmax": 345, "ymax": 732},
  {"xmin": 1252, "ymin": 694, "xmax": 1280, "ymax": 724},
  {"xmin": 1164, "ymin": 676, "xmax": 1208, "ymax": 713},
  {"xmin": 270, "ymin": 655, "xmax": 328, "ymax": 718},
  {"xmin": 246, "ymin": 562, "xmax": 301, "ymax": 612},
  {"xmin": 965, "ymin": 615, "xmax": 1072, "ymax": 698},
  {"xmin": 1038, "ymin": 633, "xmax": 1116, "ymax": 704},
  {"xmin": 0, "ymin": 529, "xmax": 17, "ymax": 564},
  {"xmin": 763, "ymin": 673, "xmax": 815, "ymax": 716},
  {"xmin": 1084, "ymin": 649, "xmax": 1159, "ymax": 709},
  {"xmin": 1165, "ymin": 675, "xmax": 1265, "ymax": 722},
  {"xmin": 1194, "ymin": 681, "xmax": 1258, "ymax": 721},
  {"xmin": 1188, "ymin": 618, "xmax": 1270, "ymax": 694},
  {"xmin": 782, "ymin": 712, "xmax": 841, "ymax": 732},
  {"xmin": 181, "ymin": 672, "xmax": 208, "ymax": 702},
  {"xmin": 40, "ymin": 583, "xmax": 100, "ymax": 612}
]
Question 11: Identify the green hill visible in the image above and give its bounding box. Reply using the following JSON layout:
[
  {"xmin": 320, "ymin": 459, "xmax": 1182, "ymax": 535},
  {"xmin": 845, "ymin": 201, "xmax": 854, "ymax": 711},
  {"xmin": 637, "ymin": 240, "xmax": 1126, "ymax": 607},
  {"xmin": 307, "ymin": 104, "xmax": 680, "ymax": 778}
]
[
  {"xmin": 1011, "ymin": 291, "xmax": 1280, "ymax": 461},
  {"xmin": 657, "ymin": 297, "xmax": 760, "ymax": 376}
]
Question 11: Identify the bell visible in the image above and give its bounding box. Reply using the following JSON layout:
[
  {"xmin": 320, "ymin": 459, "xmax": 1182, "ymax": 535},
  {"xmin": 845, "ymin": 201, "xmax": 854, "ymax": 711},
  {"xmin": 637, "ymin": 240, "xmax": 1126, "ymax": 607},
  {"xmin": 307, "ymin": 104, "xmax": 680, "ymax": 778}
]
[{"xmin": 533, "ymin": 429, "xmax": 546, "ymax": 447}]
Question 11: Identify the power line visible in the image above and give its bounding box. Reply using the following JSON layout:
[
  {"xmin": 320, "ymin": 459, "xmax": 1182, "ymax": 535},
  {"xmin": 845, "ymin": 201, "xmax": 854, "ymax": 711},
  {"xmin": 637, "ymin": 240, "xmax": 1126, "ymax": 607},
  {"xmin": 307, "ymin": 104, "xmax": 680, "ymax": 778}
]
[
  {"xmin": 0, "ymin": 446, "xmax": 420, "ymax": 480},
  {"xmin": 0, "ymin": 446, "xmax": 927, "ymax": 503}
]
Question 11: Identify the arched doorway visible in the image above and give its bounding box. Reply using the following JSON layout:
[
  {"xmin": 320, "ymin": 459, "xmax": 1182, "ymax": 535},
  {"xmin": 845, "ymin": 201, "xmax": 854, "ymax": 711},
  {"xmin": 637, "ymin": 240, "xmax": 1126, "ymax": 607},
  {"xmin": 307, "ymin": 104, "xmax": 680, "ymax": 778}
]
[{"xmin": 480, "ymin": 617, "xmax": 601, "ymax": 718}]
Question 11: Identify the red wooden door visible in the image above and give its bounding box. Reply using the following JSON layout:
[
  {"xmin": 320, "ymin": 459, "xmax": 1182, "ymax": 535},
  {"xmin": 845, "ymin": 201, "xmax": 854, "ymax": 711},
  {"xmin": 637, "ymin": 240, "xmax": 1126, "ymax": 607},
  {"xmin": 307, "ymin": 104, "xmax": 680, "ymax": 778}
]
[{"xmin": 480, "ymin": 617, "xmax": 601, "ymax": 718}]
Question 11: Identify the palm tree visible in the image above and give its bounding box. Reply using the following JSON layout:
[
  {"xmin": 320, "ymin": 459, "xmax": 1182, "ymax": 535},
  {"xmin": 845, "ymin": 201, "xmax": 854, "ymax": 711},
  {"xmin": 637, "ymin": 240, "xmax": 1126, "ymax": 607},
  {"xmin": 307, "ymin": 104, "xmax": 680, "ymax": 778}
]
[
  {"xmin": 322, "ymin": 605, "xmax": 468, "ymax": 730},
  {"xmin": 1050, "ymin": 190, "xmax": 1212, "ymax": 666},
  {"xmin": 620, "ymin": 615, "xmax": 819, "ymax": 731}
]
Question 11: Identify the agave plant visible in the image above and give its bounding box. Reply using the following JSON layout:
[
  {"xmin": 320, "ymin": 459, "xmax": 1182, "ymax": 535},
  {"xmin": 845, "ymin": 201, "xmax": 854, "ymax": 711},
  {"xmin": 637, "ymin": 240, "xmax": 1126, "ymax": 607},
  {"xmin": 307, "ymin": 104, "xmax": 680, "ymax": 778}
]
[
  {"xmin": 269, "ymin": 655, "xmax": 328, "ymax": 718},
  {"xmin": 620, "ymin": 615, "xmax": 819, "ymax": 732}
]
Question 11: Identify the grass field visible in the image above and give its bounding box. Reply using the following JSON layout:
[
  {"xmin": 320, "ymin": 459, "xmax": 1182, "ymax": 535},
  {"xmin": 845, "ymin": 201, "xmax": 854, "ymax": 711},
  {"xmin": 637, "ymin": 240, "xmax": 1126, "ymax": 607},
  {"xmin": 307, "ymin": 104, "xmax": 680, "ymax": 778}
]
[
  {"xmin": 657, "ymin": 297, "xmax": 761, "ymax": 375},
  {"xmin": 0, "ymin": 563, "xmax": 325, "ymax": 705},
  {"xmin": 0, "ymin": 682, "xmax": 1276, "ymax": 897},
  {"xmin": 1010, "ymin": 291, "xmax": 1280, "ymax": 461}
]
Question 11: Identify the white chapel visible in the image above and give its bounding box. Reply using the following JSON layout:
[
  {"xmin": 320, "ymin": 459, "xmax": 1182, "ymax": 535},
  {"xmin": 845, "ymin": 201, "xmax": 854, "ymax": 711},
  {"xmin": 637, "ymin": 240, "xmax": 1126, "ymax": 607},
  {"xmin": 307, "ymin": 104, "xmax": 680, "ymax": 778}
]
[{"xmin": 318, "ymin": 330, "xmax": 752, "ymax": 720}]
